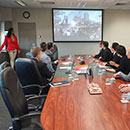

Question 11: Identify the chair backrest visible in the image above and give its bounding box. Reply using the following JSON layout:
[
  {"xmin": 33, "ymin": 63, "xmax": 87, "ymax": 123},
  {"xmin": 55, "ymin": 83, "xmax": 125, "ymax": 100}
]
[
  {"xmin": 0, "ymin": 61, "xmax": 10, "ymax": 72},
  {"xmin": 0, "ymin": 67, "xmax": 28, "ymax": 118},
  {"xmin": 52, "ymin": 44, "xmax": 58, "ymax": 61},
  {"xmin": 15, "ymin": 58, "xmax": 43, "ymax": 86}
]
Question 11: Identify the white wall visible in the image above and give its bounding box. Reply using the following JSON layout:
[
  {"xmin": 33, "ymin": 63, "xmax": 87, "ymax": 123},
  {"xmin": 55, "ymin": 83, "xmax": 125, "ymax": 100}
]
[
  {"xmin": 10, "ymin": 8, "xmax": 130, "ymax": 57},
  {"xmin": 0, "ymin": 8, "xmax": 12, "ymax": 21},
  {"xmin": 103, "ymin": 10, "xmax": 130, "ymax": 49},
  {"xmin": 12, "ymin": 8, "xmax": 100, "ymax": 57},
  {"xmin": 0, "ymin": 8, "xmax": 12, "ymax": 46},
  {"xmin": 12, "ymin": 8, "xmax": 52, "ymax": 45}
]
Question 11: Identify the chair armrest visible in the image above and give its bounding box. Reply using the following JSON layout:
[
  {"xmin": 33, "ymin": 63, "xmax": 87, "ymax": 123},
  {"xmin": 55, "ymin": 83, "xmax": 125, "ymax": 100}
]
[
  {"xmin": 25, "ymin": 94, "xmax": 37, "ymax": 98},
  {"xmin": 22, "ymin": 84, "xmax": 42, "ymax": 89},
  {"xmin": 26, "ymin": 95, "xmax": 47, "ymax": 101},
  {"xmin": 22, "ymin": 84, "xmax": 48, "ymax": 89},
  {"xmin": 12, "ymin": 112, "xmax": 41, "ymax": 121},
  {"xmin": 12, "ymin": 112, "xmax": 43, "ymax": 129},
  {"xmin": 27, "ymin": 95, "xmax": 47, "ymax": 111}
]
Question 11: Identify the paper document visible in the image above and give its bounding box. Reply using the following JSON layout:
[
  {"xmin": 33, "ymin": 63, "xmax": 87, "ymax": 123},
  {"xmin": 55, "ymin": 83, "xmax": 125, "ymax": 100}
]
[
  {"xmin": 59, "ymin": 66, "xmax": 71, "ymax": 69},
  {"xmin": 62, "ymin": 62, "xmax": 72, "ymax": 65}
]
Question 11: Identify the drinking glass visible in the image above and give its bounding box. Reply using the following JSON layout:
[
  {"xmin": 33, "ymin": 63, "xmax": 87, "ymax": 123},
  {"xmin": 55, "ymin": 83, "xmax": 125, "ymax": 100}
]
[
  {"xmin": 110, "ymin": 78, "xmax": 115, "ymax": 84},
  {"xmin": 105, "ymin": 78, "xmax": 111, "ymax": 85},
  {"xmin": 121, "ymin": 93, "xmax": 129, "ymax": 103},
  {"xmin": 68, "ymin": 54, "xmax": 72, "ymax": 60}
]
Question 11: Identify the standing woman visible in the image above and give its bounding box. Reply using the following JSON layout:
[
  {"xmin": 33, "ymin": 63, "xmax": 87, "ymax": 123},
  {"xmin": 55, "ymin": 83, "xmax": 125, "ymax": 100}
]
[{"xmin": 0, "ymin": 28, "xmax": 20, "ymax": 69}]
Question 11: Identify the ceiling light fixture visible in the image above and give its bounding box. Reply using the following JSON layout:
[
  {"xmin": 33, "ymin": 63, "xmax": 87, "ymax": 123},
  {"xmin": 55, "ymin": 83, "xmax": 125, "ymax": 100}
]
[
  {"xmin": 77, "ymin": 2, "xmax": 81, "ymax": 7},
  {"xmin": 115, "ymin": 3, "xmax": 128, "ymax": 6},
  {"xmin": 82, "ymin": 2, "xmax": 87, "ymax": 8},
  {"xmin": 16, "ymin": 0, "xmax": 26, "ymax": 7}
]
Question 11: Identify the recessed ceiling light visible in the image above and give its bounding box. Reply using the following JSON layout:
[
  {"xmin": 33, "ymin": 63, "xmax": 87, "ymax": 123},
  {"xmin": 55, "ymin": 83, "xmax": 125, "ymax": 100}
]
[
  {"xmin": 82, "ymin": 2, "xmax": 87, "ymax": 8},
  {"xmin": 115, "ymin": 2, "xmax": 129, "ymax": 6},
  {"xmin": 77, "ymin": 2, "xmax": 87, "ymax": 8},
  {"xmin": 16, "ymin": 0, "xmax": 26, "ymax": 7},
  {"xmin": 77, "ymin": 2, "xmax": 81, "ymax": 7}
]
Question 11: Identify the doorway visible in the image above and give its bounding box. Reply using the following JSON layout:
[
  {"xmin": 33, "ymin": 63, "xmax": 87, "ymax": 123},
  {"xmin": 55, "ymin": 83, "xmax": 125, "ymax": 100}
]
[{"xmin": 18, "ymin": 23, "xmax": 36, "ymax": 57}]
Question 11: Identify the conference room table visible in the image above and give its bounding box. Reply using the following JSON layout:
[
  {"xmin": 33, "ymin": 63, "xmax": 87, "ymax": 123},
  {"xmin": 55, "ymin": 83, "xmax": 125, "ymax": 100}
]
[{"xmin": 41, "ymin": 55, "xmax": 130, "ymax": 130}]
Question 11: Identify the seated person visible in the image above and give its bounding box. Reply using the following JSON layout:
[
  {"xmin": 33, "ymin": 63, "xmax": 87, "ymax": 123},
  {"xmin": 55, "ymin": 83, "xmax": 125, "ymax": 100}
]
[
  {"xmin": 107, "ymin": 46, "xmax": 130, "ymax": 75},
  {"xmin": 46, "ymin": 42, "xmax": 55, "ymax": 61},
  {"xmin": 40, "ymin": 42, "xmax": 55, "ymax": 73},
  {"xmin": 99, "ymin": 41, "xmax": 112, "ymax": 62},
  {"xmin": 52, "ymin": 44, "xmax": 58, "ymax": 61},
  {"xmin": 114, "ymin": 48, "xmax": 130, "ymax": 81},
  {"xmin": 30, "ymin": 47, "xmax": 53, "ymax": 85},
  {"xmin": 119, "ymin": 84, "xmax": 130, "ymax": 93},
  {"xmin": 106, "ymin": 42, "xmax": 121, "ymax": 69},
  {"xmin": 46, "ymin": 42, "xmax": 58, "ymax": 70},
  {"xmin": 94, "ymin": 41, "xmax": 103, "ymax": 58}
]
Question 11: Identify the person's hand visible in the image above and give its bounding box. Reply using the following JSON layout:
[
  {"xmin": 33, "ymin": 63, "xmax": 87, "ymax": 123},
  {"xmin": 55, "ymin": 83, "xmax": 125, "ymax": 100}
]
[
  {"xmin": 109, "ymin": 61, "xmax": 115, "ymax": 66},
  {"xmin": 54, "ymin": 60, "xmax": 59, "ymax": 64},
  {"xmin": 93, "ymin": 54, "xmax": 96, "ymax": 57},
  {"xmin": 99, "ymin": 57, "xmax": 101, "ymax": 60},
  {"xmin": 102, "ymin": 62, "xmax": 107, "ymax": 66},
  {"xmin": 118, "ymin": 84, "xmax": 128, "ymax": 90},
  {"xmin": 113, "ymin": 71, "xmax": 121, "ymax": 78},
  {"xmin": 120, "ymin": 86, "xmax": 130, "ymax": 93},
  {"xmin": 106, "ymin": 68, "xmax": 116, "ymax": 73},
  {"xmin": 56, "ymin": 60, "xmax": 59, "ymax": 63}
]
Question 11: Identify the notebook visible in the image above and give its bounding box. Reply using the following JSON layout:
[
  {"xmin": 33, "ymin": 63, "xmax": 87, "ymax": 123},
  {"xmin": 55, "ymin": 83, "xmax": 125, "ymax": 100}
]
[
  {"xmin": 75, "ymin": 64, "xmax": 88, "ymax": 74},
  {"xmin": 50, "ymin": 80, "xmax": 71, "ymax": 87}
]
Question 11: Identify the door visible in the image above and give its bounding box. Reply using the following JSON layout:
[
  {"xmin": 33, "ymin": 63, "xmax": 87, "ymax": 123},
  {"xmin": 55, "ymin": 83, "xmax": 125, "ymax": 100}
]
[{"xmin": 18, "ymin": 23, "xmax": 36, "ymax": 57}]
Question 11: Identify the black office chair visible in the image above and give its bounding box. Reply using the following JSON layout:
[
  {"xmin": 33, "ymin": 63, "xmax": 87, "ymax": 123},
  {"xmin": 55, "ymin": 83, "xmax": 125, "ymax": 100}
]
[
  {"xmin": 15, "ymin": 58, "xmax": 46, "ymax": 95},
  {"xmin": 0, "ymin": 67, "xmax": 45, "ymax": 130},
  {"xmin": 0, "ymin": 61, "xmax": 46, "ymax": 107},
  {"xmin": 0, "ymin": 61, "xmax": 10, "ymax": 71}
]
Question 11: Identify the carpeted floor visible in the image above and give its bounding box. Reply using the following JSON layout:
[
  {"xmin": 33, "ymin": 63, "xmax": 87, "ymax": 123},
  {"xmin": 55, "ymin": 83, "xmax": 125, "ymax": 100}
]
[{"xmin": 0, "ymin": 93, "xmax": 11, "ymax": 130}]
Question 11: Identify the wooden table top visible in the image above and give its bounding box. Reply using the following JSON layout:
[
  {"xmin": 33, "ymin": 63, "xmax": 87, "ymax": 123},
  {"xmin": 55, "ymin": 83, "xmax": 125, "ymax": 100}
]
[{"xmin": 41, "ymin": 55, "xmax": 130, "ymax": 130}]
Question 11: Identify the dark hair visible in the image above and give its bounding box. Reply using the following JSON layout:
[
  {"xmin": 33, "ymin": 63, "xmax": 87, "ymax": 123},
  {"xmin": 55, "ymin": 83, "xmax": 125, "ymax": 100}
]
[
  {"xmin": 102, "ymin": 41, "xmax": 109, "ymax": 48},
  {"xmin": 40, "ymin": 42, "xmax": 47, "ymax": 52},
  {"xmin": 47, "ymin": 42, "xmax": 53, "ymax": 50},
  {"xmin": 99, "ymin": 41, "xmax": 103, "ymax": 45},
  {"xmin": 112, "ymin": 42, "xmax": 119, "ymax": 50},
  {"xmin": 116, "ymin": 45, "xmax": 126, "ymax": 56},
  {"xmin": 30, "ymin": 47, "xmax": 41, "ymax": 57},
  {"xmin": 7, "ymin": 28, "xmax": 14, "ymax": 38}
]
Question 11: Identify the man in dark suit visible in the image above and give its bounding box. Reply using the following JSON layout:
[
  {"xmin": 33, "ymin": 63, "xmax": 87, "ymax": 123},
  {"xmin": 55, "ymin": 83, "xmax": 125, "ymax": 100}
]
[
  {"xmin": 30, "ymin": 47, "xmax": 53, "ymax": 86},
  {"xmin": 99, "ymin": 41, "xmax": 112, "ymax": 62},
  {"xmin": 106, "ymin": 42, "xmax": 121, "ymax": 68},
  {"xmin": 46, "ymin": 42, "xmax": 58, "ymax": 70},
  {"xmin": 115, "ymin": 46, "xmax": 130, "ymax": 74},
  {"xmin": 46, "ymin": 42, "xmax": 54, "ymax": 61},
  {"xmin": 113, "ymin": 48, "xmax": 130, "ymax": 81},
  {"xmin": 107, "ymin": 45, "xmax": 130, "ymax": 75}
]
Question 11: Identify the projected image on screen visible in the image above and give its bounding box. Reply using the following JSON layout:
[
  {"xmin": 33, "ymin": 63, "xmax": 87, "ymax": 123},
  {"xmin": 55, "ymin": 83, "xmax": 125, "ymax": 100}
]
[{"xmin": 53, "ymin": 9, "xmax": 103, "ymax": 42}]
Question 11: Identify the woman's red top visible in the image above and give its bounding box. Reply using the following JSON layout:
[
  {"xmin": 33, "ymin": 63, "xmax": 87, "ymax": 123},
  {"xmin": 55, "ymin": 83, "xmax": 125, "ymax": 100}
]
[{"xmin": 0, "ymin": 35, "xmax": 20, "ymax": 51}]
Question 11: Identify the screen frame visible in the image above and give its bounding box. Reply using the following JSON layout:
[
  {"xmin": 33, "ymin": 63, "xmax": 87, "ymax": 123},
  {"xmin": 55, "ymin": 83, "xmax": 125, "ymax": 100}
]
[{"xmin": 52, "ymin": 8, "xmax": 103, "ymax": 43}]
